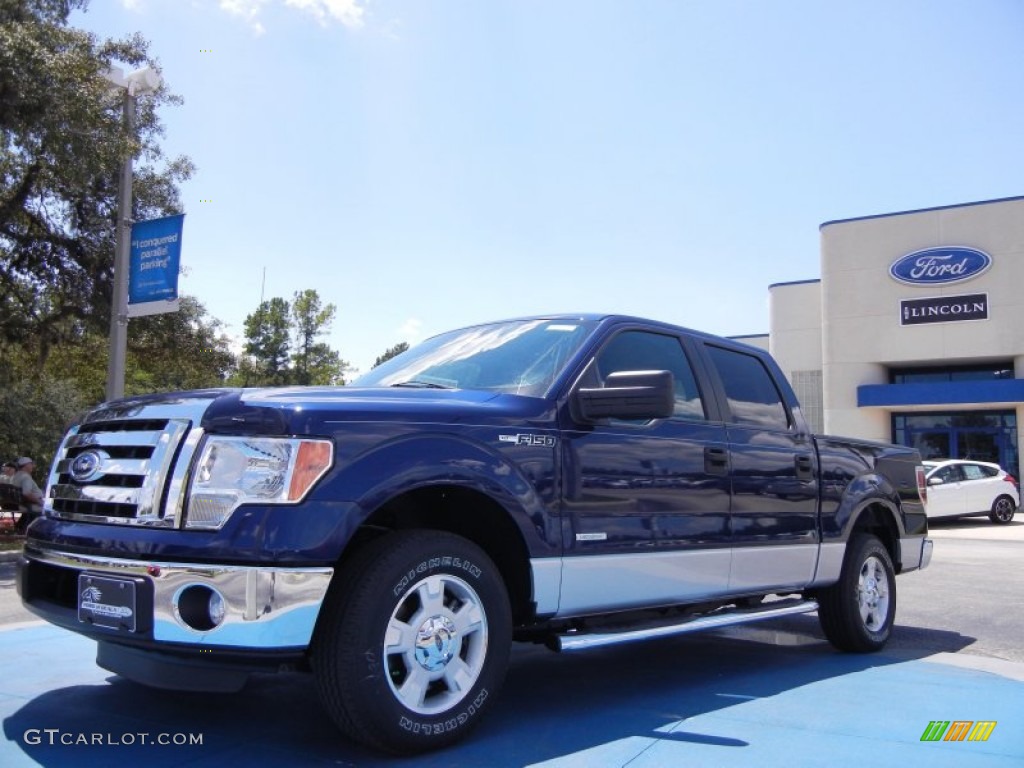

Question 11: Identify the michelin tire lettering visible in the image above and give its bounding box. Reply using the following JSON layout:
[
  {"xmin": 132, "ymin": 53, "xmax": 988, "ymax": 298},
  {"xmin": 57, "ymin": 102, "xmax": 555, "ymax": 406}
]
[{"xmin": 19, "ymin": 312, "xmax": 932, "ymax": 756}]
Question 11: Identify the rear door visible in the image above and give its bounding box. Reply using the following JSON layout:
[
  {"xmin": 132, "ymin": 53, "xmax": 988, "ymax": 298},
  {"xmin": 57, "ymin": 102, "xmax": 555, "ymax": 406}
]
[
  {"xmin": 961, "ymin": 462, "xmax": 997, "ymax": 514},
  {"xmin": 699, "ymin": 342, "xmax": 820, "ymax": 592}
]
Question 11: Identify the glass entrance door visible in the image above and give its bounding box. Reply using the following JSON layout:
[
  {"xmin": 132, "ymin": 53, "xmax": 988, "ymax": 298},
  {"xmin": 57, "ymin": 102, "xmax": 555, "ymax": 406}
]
[
  {"xmin": 893, "ymin": 411, "xmax": 1019, "ymax": 479},
  {"xmin": 957, "ymin": 430, "xmax": 1002, "ymax": 465}
]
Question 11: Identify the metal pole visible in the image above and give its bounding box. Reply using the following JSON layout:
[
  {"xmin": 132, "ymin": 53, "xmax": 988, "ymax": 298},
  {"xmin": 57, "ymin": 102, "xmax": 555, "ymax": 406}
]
[{"xmin": 105, "ymin": 89, "xmax": 136, "ymax": 402}]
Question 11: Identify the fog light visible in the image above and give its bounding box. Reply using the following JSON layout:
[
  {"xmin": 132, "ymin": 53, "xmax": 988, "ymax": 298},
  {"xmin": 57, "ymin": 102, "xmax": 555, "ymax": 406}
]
[
  {"xmin": 208, "ymin": 589, "xmax": 226, "ymax": 627},
  {"xmin": 176, "ymin": 584, "xmax": 226, "ymax": 632}
]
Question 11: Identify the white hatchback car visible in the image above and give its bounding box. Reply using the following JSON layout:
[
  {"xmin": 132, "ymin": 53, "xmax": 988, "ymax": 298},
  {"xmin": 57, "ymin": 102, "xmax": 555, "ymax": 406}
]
[{"xmin": 923, "ymin": 459, "xmax": 1019, "ymax": 524}]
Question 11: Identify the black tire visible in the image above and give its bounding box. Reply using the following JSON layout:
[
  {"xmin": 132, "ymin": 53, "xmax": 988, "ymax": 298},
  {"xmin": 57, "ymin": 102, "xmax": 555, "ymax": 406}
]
[
  {"xmin": 312, "ymin": 530, "xmax": 512, "ymax": 755},
  {"xmin": 817, "ymin": 534, "xmax": 896, "ymax": 653},
  {"xmin": 989, "ymin": 495, "xmax": 1016, "ymax": 525}
]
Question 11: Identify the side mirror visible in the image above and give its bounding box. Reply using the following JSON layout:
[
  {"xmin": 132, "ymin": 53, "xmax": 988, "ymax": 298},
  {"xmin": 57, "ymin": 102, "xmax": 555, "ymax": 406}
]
[
  {"xmin": 575, "ymin": 370, "xmax": 674, "ymax": 422},
  {"xmin": 927, "ymin": 477, "xmax": 943, "ymax": 486}
]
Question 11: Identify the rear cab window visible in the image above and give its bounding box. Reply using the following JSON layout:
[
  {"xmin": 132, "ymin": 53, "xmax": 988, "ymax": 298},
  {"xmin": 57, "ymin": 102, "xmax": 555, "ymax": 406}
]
[{"xmin": 703, "ymin": 344, "xmax": 791, "ymax": 430}]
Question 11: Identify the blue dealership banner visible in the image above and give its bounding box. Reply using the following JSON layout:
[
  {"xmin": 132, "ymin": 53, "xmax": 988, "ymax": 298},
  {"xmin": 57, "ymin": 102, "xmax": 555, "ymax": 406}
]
[{"xmin": 128, "ymin": 214, "xmax": 184, "ymax": 317}]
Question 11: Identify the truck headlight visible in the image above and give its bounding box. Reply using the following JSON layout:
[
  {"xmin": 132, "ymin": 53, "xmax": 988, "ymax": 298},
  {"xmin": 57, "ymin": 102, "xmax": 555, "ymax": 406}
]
[{"xmin": 185, "ymin": 436, "xmax": 333, "ymax": 529}]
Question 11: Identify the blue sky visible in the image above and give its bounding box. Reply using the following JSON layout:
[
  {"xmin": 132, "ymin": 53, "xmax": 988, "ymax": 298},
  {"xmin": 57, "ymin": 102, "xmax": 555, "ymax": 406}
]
[{"xmin": 76, "ymin": 0, "xmax": 1024, "ymax": 376}]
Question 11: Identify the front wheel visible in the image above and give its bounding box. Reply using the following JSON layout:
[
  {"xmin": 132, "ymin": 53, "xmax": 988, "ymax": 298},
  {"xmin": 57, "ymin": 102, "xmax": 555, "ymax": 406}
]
[
  {"xmin": 312, "ymin": 530, "xmax": 512, "ymax": 755},
  {"xmin": 989, "ymin": 495, "xmax": 1016, "ymax": 524},
  {"xmin": 817, "ymin": 534, "xmax": 896, "ymax": 652}
]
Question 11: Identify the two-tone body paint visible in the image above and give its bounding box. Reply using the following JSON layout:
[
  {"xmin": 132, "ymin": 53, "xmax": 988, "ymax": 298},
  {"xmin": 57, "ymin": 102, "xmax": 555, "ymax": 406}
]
[{"xmin": 21, "ymin": 313, "xmax": 930, "ymax": 657}]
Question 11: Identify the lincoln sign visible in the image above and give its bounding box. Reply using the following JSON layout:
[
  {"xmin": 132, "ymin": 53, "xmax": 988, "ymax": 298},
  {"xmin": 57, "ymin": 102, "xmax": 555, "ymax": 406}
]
[{"xmin": 900, "ymin": 294, "xmax": 988, "ymax": 326}]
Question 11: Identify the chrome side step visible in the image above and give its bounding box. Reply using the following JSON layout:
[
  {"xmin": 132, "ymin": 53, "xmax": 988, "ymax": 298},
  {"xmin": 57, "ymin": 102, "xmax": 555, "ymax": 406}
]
[{"xmin": 553, "ymin": 598, "xmax": 819, "ymax": 652}]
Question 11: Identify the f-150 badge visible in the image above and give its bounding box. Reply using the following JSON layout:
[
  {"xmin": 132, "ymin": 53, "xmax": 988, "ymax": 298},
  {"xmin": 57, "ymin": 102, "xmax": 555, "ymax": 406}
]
[{"xmin": 499, "ymin": 434, "xmax": 557, "ymax": 447}]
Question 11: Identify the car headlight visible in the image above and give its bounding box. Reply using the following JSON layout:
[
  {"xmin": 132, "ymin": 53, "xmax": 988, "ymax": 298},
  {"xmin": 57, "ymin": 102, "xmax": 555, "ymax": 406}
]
[{"xmin": 185, "ymin": 436, "xmax": 333, "ymax": 530}]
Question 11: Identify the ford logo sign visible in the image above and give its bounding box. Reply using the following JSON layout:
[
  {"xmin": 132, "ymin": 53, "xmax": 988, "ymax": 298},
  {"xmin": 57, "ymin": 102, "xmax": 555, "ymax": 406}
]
[
  {"xmin": 69, "ymin": 449, "xmax": 106, "ymax": 483},
  {"xmin": 889, "ymin": 246, "xmax": 992, "ymax": 286}
]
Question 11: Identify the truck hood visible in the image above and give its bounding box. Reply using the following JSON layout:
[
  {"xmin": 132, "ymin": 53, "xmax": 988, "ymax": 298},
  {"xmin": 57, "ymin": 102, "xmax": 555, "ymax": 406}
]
[{"xmin": 83, "ymin": 386, "xmax": 557, "ymax": 437}]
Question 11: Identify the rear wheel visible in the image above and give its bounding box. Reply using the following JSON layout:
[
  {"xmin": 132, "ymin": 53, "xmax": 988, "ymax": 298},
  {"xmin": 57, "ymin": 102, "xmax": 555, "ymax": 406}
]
[
  {"xmin": 817, "ymin": 534, "xmax": 895, "ymax": 652},
  {"xmin": 313, "ymin": 530, "xmax": 512, "ymax": 755},
  {"xmin": 989, "ymin": 495, "xmax": 1016, "ymax": 524}
]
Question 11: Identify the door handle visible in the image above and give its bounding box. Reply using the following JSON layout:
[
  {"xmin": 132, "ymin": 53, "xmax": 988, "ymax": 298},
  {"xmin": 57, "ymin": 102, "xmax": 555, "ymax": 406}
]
[
  {"xmin": 705, "ymin": 447, "xmax": 729, "ymax": 476},
  {"xmin": 795, "ymin": 454, "xmax": 814, "ymax": 482}
]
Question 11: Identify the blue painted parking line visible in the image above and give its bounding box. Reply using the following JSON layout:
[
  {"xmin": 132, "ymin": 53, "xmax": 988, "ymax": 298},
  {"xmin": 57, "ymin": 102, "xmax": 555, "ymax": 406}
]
[{"xmin": 1, "ymin": 623, "xmax": 1021, "ymax": 767}]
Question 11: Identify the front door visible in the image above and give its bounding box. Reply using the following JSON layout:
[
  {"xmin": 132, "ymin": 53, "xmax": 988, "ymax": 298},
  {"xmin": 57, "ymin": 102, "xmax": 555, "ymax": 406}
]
[
  {"xmin": 926, "ymin": 463, "xmax": 966, "ymax": 518},
  {"xmin": 559, "ymin": 329, "xmax": 731, "ymax": 615}
]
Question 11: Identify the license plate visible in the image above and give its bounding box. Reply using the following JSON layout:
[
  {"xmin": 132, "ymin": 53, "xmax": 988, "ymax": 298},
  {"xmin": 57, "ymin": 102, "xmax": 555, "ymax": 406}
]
[{"xmin": 78, "ymin": 574, "xmax": 138, "ymax": 632}]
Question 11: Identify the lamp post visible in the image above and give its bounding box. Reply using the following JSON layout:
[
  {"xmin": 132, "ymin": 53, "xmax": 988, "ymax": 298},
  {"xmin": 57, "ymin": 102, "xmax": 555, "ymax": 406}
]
[{"xmin": 103, "ymin": 65, "xmax": 162, "ymax": 402}]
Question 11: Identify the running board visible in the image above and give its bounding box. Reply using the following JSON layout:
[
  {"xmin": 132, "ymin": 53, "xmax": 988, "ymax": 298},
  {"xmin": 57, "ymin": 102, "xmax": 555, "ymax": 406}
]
[{"xmin": 552, "ymin": 598, "xmax": 819, "ymax": 652}]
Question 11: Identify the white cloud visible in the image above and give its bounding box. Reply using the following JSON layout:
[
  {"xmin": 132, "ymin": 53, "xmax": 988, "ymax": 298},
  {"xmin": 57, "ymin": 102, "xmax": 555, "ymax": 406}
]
[
  {"xmin": 285, "ymin": 0, "xmax": 365, "ymax": 29},
  {"xmin": 117, "ymin": 1, "xmax": 365, "ymax": 34},
  {"xmin": 219, "ymin": 0, "xmax": 270, "ymax": 35},
  {"xmin": 398, "ymin": 317, "xmax": 423, "ymax": 342},
  {"xmin": 217, "ymin": 0, "xmax": 364, "ymax": 34}
]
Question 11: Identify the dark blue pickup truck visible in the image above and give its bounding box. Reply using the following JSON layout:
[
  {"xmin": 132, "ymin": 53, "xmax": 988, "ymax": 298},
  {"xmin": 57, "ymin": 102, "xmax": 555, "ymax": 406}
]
[{"xmin": 18, "ymin": 314, "xmax": 932, "ymax": 754}]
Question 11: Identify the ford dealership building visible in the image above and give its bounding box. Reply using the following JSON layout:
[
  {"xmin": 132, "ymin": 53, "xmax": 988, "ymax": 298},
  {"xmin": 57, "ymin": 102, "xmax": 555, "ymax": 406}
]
[{"xmin": 744, "ymin": 195, "xmax": 1024, "ymax": 479}]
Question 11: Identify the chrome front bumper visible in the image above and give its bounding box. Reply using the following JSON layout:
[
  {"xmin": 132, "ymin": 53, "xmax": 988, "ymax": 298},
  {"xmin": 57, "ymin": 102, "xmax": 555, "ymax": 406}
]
[{"xmin": 23, "ymin": 546, "xmax": 333, "ymax": 649}]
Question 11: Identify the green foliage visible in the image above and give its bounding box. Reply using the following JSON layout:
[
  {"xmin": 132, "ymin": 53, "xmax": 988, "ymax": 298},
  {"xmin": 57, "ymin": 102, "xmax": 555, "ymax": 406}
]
[
  {"xmin": 0, "ymin": 370, "xmax": 88, "ymax": 476},
  {"xmin": 242, "ymin": 296, "xmax": 291, "ymax": 385},
  {"xmin": 126, "ymin": 296, "xmax": 235, "ymax": 393},
  {"xmin": 373, "ymin": 341, "xmax": 409, "ymax": 368},
  {"xmin": 0, "ymin": 0, "xmax": 194, "ymax": 357},
  {"xmin": 0, "ymin": 295, "xmax": 236, "ymax": 467},
  {"xmin": 291, "ymin": 288, "xmax": 334, "ymax": 384},
  {"xmin": 238, "ymin": 290, "xmax": 348, "ymax": 386}
]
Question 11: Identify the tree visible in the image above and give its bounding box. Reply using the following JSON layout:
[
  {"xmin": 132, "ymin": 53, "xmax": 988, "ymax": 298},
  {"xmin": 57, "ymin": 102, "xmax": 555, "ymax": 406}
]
[
  {"xmin": 125, "ymin": 296, "xmax": 235, "ymax": 394},
  {"xmin": 291, "ymin": 289, "xmax": 343, "ymax": 385},
  {"xmin": 0, "ymin": 293, "xmax": 237, "ymax": 471},
  {"xmin": 235, "ymin": 290, "xmax": 348, "ymax": 386},
  {"xmin": 373, "ymin": 342, "xmax": 409, "ymax": 368},
  {"xmin": 242, "ymin": 297, "xmax": 291, "ymax": 385},
  {"xmin": 0, "ymin": 0, "xmax": 194, "ymax": 361},
  {"xmin": 0, "ymin": 371, "xmax": 88, "ymax": 477}
]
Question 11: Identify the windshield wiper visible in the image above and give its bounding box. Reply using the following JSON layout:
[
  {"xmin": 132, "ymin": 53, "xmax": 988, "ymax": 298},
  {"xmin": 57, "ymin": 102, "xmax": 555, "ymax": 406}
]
[{"xmin": 390, "ymin": 380, "xmax": 451, "ymax": 389}]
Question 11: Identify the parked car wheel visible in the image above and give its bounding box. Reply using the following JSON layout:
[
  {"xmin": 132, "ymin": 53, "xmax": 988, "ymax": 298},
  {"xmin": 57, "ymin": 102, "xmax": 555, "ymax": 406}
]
[
  {"xmin": 989, "ymin": 495, "xmax": 1016, "ymax": 524},
  {"xmin": 313, "ymin": 530, "xmax": 512, "ymax": 755}
]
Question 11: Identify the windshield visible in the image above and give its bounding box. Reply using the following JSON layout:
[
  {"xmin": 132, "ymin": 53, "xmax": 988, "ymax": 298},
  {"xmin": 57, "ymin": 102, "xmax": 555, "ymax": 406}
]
[{"xmin": 354, "ymin": 319, "xmax": 597, "ymax": 397}]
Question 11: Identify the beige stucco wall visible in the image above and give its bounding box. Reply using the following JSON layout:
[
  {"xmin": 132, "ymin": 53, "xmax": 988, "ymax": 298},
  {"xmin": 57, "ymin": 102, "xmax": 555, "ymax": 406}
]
[
  {"xmin": 819, "ymin": 197, "xmax": 1024, "ymax": 441},
  {"xmin": 768, "ymin": 280, "xmax": 823, "ymax": 375}
]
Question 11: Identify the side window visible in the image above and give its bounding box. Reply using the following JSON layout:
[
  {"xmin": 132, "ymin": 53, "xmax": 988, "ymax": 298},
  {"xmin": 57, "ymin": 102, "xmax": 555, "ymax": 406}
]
[
  {"xmin": 962, "ymin": 464, "xmax": 986, "ymax": 481},
  {"xmin": 705, "ymin": 345, "xmax": 790, "ymax": 430},
  {"xmin": 935, "ymin": 465, "xmax": 963, "ymax": 483},
  {"xmin": 594, "ymin": 331, "xmax": 706, "ymax": 420}
]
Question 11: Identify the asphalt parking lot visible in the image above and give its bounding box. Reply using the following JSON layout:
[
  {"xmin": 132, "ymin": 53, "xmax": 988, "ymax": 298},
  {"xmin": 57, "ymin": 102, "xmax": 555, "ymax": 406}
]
[{"xmin": 1, "ymin": 519, "xmax": 1022, "ymax": 767}]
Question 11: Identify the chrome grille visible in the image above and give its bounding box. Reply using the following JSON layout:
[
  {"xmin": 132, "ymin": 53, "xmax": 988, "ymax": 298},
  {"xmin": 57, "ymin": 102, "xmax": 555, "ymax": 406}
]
[{"xmin": 48, "ymin": 417, "xmax": 193, "ymax": 526}]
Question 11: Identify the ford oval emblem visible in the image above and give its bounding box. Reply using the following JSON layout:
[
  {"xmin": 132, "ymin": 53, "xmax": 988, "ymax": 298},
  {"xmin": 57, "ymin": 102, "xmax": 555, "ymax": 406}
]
[
  {"xmin": 889, "ymin": 246, "xmax": 992, "ymax": 286},
  {"xmin": 69, "ymin": 449, "xmax": 105, "ymax": 483}
]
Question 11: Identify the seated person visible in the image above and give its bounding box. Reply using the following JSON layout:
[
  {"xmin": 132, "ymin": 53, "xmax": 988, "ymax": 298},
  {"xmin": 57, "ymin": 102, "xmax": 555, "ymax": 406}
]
[{"xmin": 11, "ymin": 457, "xmax": 43, "ymax": 532}]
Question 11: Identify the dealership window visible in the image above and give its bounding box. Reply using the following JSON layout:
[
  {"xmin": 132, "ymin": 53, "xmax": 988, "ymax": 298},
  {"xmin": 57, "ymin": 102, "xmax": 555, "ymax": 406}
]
[
  {"xmin": 892, "ymin": 411, "xmax": 1019, "ymax": 480},
  {"xmin": 890, "ymin": 363, "xmax": 1014, "ymax": 384}
]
